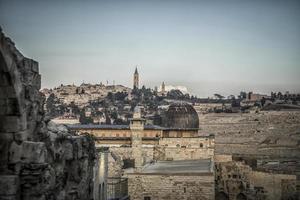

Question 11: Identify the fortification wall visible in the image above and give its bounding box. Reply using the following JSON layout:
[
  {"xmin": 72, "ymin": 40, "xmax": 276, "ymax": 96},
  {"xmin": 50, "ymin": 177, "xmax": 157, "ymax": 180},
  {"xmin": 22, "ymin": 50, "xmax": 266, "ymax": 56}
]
[{"xmin": 127, "ymin": 173, "xmax": 214, "ymax": 200}]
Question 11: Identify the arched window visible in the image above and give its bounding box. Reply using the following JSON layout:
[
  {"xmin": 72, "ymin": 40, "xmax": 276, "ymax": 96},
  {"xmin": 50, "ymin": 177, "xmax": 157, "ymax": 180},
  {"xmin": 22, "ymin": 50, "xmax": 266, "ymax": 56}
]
[{"xmin": 200, "ymin": 143, "xmax": 203, "ymax": 148}]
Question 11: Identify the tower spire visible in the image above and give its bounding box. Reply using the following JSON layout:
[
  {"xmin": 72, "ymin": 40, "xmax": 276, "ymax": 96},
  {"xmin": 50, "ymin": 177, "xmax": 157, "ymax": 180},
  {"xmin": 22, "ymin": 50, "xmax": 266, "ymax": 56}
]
[{"xmin": 133, "ymin": 66, "xmax": 139, "ymax": 89}]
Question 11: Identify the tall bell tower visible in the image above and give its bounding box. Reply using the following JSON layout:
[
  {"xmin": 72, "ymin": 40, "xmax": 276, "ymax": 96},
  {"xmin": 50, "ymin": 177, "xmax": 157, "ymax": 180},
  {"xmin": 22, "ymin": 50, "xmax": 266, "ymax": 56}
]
[{"xmin": 133, "ymin": 67, "xmax": 139, "ymax": 89}]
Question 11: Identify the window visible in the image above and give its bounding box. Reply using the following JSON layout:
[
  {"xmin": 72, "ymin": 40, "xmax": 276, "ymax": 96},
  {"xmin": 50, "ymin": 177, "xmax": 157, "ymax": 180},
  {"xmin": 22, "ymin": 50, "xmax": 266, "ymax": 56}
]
[
  {"xmin": 200, "ymin": 143, "xmax": 203, "ymax": 148},
  {"xmin": 144, "ymin": 197, "xmax": 151, "ymax": 200}
]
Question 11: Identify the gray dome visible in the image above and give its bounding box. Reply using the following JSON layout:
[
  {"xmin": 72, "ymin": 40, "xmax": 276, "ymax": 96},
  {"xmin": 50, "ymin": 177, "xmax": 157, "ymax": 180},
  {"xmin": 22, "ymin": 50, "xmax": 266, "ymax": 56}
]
[{"xmin": 162, "ymin": 103, "xmax": 199, "ymax": 129}]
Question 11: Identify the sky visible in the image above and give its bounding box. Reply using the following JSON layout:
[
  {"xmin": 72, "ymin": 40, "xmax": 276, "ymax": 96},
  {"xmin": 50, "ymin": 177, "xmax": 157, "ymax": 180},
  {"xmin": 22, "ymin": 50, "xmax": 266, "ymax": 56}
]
[{"xmin": 0, "ymin": 0, "xmax": 300, "ymax": 97}]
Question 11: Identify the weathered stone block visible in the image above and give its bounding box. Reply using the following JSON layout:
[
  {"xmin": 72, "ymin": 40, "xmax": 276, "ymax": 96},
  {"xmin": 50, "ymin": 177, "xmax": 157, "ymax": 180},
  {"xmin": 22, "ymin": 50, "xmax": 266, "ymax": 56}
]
[
  {"xmin": 0, "ymin": 132, "xmax": 14, "ymax": 167},
  {"xmin": 21, "ymin": 141, "xmax": 47, "ymax": 164},
  {"xmin": 0, "ymin": 116, "xmax": 20, "ymax": 133},
  {"xmin": 64, "ymin": 141, "xmax": 73, "ymax": 160},
  {"xmin": 0, "ymin": 72, "xmax": 11, "ymax": 86},
  {"xmin": 0, "ymin": 86, "xmax": 16, "ymax": 98},
  {"xmin": 8, "ymin": 141, "xmax": 23, "ymax": 163},
  {"xmin": 0, "ymin": 195, "xmax": 19, "ymax": 200},
  {"xmin": 0, "ymin": 175, "xmax": 19, "ymax": 195},
  {"xmin": 22, "ymin": 58, "xmax": 32, "ymax": 71},
  {"xmin": 47, "ymin": 121, "xmax": 58, "ymax": 133},
  {"xmin": 31, "ymin": 60, "xmax": 39, "ymax": 73},
  {"xmin": 9, "ymin": 141, "xmax": 46, "ymax": 164},
  {"xmin": 33, "ymin": 74, "xmax": 41, "ymax": 90},
  {"xmin": 14, "ymin": 130, "xmax": 28, "ymax": 143},
  {"xmin": 7, "ymin": 98, "xmax": 19, "ymax": 115}
]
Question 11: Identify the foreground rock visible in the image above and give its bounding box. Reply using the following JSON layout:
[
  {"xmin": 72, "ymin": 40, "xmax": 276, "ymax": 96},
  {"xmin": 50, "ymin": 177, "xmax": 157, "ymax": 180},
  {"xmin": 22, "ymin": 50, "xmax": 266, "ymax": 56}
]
[{"xmin": 0, "ymin": 27, "xmax": 96, "ymax": 200}]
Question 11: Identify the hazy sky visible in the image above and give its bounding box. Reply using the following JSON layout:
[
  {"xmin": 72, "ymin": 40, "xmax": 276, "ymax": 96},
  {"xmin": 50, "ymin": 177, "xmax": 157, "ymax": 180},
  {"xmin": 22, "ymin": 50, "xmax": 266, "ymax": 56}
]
[{"xmin": 1, "ymin": 0, "xmax": 300, "ymax": 97}]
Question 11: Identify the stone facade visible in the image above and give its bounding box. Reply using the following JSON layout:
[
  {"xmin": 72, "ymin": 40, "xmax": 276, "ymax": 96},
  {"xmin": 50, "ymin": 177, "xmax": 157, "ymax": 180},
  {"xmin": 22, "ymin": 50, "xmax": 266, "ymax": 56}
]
[
  {"xmin": 154, "ymin": 137, "xmax": 214, "ymax": 160},
  {"xmin": 127, "ymin": 173, "xmax": 214, "ymax": 200},
  {"xmin": 0, "ymin": 28, "xmax": 96, "ymax": 200}
]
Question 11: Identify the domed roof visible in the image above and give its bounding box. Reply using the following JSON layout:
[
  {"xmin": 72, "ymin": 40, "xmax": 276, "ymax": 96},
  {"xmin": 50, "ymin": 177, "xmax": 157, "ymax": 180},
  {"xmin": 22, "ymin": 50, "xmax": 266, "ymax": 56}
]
[{"xmin": 162, "ymin": 103, "xmax": 199, "ymax": 129}]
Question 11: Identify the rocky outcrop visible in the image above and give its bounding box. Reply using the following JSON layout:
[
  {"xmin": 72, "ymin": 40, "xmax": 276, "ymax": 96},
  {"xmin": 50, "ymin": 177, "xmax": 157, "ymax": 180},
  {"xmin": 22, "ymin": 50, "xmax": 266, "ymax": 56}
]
[{"xmin": 0, "ymin": 27, "xmax": 96, "ymax": 200}]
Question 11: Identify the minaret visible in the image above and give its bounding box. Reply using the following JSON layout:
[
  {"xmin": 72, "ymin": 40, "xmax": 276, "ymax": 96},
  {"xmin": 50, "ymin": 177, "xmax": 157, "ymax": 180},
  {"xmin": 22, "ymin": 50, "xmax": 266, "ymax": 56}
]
[
  {"xmin": 161, "ymin": 81, "xmax": 165, "ymax": 94},
  {"xmin": 133, "ymin": 67, "xmax": 139, "ymax": 89},
  {"xmin": 130, "ymin": 106, "xmax": 145, "ymax": 171}
]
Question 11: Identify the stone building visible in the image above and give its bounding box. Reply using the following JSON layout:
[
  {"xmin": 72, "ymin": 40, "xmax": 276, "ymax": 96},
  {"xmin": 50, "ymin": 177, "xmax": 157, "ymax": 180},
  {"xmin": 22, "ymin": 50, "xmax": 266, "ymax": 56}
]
[
  {"xmin": 70, "ymin": 103, "xmax": 215, "ymax": 200},
  {"xmin": 125, "ymin": 108, "xmax": 214, "ymax": 200},
  {"xmin": 126, "ymin": 159, "xmax": 214, "ymax": 200},
  {"xmin": 215, "ymin": 156, "xmax": 297, "ymax": 200}
]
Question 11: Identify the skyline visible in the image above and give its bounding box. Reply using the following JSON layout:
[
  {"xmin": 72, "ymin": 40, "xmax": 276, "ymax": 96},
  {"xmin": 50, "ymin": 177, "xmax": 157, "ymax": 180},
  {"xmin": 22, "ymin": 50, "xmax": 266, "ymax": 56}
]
[{"xmin": 0, "ymin": 0, "xmax": 300, "ymax": 97}]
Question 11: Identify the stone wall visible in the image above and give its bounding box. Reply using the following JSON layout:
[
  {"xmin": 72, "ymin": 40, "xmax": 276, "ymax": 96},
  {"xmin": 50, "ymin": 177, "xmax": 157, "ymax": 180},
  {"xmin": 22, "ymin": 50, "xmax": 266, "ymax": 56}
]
[
  {"xmin": 155, "ymin": 137, "xmax": 214, "ymax": 161},
  {"xmin": 107, "ymin": 147, "xmax": 154, "ymax": 177},
  {"xmin": 0, "ymin": 28, "xmax": 96, "ymax": 200},
  {"xmin": 127, "ymin": 173, "xmax": 214, "ymax": 200},
  {"xmin": 105, "ymin": 136, "xmax": 214, "ymax": 176},
  {"xmin": 215, "ymin": 161, "xmax": 297, "ymax": 200}
]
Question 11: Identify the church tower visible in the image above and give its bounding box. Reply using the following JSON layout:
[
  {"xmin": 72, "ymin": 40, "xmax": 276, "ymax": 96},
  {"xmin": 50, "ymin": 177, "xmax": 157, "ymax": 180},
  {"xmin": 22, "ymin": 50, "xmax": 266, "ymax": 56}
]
[
  {"xmin": 161, "ymin": 81, "xmax": 166, "ymax": 94},
  {"xmin": 133, "ymin": 67, "xmax": 139, "ymax": 89}
]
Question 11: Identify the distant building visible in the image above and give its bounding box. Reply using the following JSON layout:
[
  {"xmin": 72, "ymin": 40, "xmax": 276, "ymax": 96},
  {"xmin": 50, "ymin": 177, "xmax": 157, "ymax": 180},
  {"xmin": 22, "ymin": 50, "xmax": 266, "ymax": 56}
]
[
  {"xmin": 133, "ymin": 67, "xmax": 139, "ymax": 89},
  {"xmin": 247, "ymin": 92, "xmax": 269, "ymax": 101},
  {"xmin": 161, "ymin": 81, "xmax": 165, "ymax": 94}
]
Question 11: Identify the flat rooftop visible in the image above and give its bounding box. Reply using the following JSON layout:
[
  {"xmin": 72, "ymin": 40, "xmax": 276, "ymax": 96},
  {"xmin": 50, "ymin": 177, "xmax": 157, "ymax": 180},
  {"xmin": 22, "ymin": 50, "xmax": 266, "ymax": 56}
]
[
  {"xmin": 67, "ymin": 124, "xmax": 199, "ymax": 131},
  {"xmin": 67, "ymin": 124, "xmax": 163, "ymax": 130},
  {"xmin": 132, "ymin": 159, "xmax": 213, "ymax": 175}
]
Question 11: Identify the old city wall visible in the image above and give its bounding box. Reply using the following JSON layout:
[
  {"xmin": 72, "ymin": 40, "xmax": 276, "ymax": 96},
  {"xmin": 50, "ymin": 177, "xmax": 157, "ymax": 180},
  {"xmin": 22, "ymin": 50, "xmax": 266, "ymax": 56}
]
[
  {"xmin": 0, "ymin": 29, "xmax": 96, "ymax": 200},
  {"xmin": 127, "ymin": 173, "xmax": 214, "ymax": 200}
]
